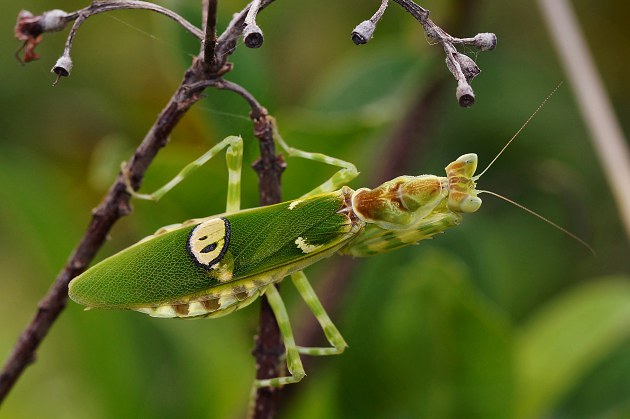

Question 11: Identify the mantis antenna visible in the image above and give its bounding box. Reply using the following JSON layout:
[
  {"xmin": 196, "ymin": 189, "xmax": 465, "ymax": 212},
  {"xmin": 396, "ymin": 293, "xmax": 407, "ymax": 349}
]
[
  {"xmin": 472, "ymin": 81, "xmax": 594, "ymax": 254},
  {"xmin": 478, "ymin": 189, "xmax": 595, "ymax": 255},
  {"xmin": 474, "ymin": 81, "xmax": 564, "ymax": 181}
]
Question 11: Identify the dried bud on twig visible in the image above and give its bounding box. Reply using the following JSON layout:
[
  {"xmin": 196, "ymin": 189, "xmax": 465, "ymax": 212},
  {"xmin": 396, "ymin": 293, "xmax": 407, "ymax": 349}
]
[
  {"xmin": 445, "ymin": 52, "xmax": 478, "ymax": 106},
  {"xmin": 456, "ymin": 82, "xmax": 475, "ymax": 108},
  {"xmin": 351, "ymin": 0, "xmax": 388, "ymax": 45},
  {"xmin": 451, "ymin": 52, "xmax": 480, "ymax": 82},
  {"xmin": 354, "ymin": 0, "xmax": 497, "ymax": 106},
  {"xmin": 243, "ymin": 23, "xmax": 264, "ymax": 48},
  {"xmin": 51, "ymin": 55, "xmax": 72, "ymax": 86},
  {"xmin": 243, "ymin": 0, "xmax": 264, "ymax": 48},
  {"xmin": 473, "ymin": 32, "xmax": 497, "ymax": 51},
  {"xmin": 351, "ymin": 20, "xmax": 376, "ymax": 45}
]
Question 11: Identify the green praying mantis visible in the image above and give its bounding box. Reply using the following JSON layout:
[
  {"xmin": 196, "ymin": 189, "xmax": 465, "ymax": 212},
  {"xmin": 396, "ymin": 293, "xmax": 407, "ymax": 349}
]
[{"xmin": 69, "ymin": 101, "xmax": 591, "ymax": 389}]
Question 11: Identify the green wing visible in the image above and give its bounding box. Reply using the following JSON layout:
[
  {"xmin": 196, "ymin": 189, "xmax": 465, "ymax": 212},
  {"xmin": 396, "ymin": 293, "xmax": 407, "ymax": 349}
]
[{"xmin": 69, "ymin": 188, "xmax": 359, "ymax": 308}]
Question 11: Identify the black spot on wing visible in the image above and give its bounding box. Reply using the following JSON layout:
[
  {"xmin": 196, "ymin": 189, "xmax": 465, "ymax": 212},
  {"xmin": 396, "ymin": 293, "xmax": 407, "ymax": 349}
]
[{"xmin": 201, "ymin": 243, "xmax": 217, "ymax": 253}]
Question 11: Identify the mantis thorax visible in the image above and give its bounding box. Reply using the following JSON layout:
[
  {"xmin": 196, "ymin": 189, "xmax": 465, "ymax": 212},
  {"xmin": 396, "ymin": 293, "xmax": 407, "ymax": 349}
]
[{"xmin": 350, "ymin": 153, "xmax": 482, "ymax": 231}]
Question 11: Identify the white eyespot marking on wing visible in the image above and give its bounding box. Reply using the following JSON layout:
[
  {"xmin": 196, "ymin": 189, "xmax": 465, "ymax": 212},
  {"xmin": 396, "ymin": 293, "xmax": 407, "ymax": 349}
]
[
  {"xmin": 295, "ymin": 236, "xmax": 320, "ymax": 254},
  {"xmin": 288, "ymin": 200, "xmax": 303, "ymax": 210},
  {"xmin": 187, "ymin": 218, "xmax": 230, "ymax": 269},
  {"xmin": 214, "ymin": 260, "xmax": 234, "ymax": 283}
]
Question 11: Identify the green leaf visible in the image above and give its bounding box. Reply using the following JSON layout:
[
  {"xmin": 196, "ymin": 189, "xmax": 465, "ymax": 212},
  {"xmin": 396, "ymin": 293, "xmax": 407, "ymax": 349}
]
[{"xmin": 515, "ymin": 277, "xmax": 630, "ymax": 419}]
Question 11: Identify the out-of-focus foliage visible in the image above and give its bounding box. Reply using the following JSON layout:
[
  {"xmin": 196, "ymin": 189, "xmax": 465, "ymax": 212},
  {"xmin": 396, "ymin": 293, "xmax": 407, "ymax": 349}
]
[{"xmin": 1, "ymin": 1, "xmax": 629, "ymax": 418}]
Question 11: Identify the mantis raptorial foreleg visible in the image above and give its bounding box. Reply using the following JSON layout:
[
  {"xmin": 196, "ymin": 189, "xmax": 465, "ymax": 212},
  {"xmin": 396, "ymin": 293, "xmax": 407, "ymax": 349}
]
[
  {"xmin": 122, "ymin": 135, "xmax": 243, "ymax": 213},
  {"xmin": 271, "ymin": 120, "xmax": 359, "ymax": 197},
  {"xmin": 124, "ymin": 117, "xmax": 357, "ymax": 211}
]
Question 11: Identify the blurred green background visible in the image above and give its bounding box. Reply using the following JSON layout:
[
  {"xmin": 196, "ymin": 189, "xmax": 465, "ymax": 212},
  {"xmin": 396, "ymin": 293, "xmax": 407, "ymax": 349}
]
[{"xmin": 2, "ymin": 1, "xmax": 630, "ymax": 418}]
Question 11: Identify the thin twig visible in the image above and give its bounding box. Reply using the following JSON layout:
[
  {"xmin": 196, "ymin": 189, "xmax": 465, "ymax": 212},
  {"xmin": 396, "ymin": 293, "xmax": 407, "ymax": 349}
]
[
  {"xmin": 72, "ymin": 1, "xmax": 203, "ymax": 39},
  {"xmin": 244, "ymin": 0, "xmax": 263, "ymax": 28},
  {"xmin": 201, "ymin": 78, "xmax": 266, "ymax": 119},
  {"xmin": 202, "ymin": 0, "xmax": 218, "ymax": 66}
]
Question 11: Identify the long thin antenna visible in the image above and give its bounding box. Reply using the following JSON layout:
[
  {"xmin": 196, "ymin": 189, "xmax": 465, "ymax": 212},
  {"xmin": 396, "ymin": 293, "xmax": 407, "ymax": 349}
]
[
  {"xmin": 474, "ymin": 82, "xmax": 564, "ymax": 180},
  {"xmin": 478, "ymin": 189, "xmax": 595, "ymax": 255}
]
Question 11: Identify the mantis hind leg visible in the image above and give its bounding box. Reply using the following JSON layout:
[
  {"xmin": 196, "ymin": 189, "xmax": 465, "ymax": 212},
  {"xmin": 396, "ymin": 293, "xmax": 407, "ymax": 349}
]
[
  {"xmin": 271, "ymin": 119, "xmax": 358, "ymax": 198},
  {"xmin": 291, "ymin": 271, "xmax": 348, "ymax": 356},
  {"xmin": 253, "ymin": 271, "xmax": 347, "ymax": 389},
  {"xmin": 122, "ymin": 135, "xmax": 243, "ymax": 212},
  {"xmin": 254, "ymin": 285, "xmax": 306, "ymax": 388}
]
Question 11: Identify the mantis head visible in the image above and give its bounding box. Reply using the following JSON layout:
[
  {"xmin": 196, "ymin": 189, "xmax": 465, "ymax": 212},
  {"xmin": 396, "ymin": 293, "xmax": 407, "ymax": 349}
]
[{"xmin": 445, "ymin": 153, "xmax": 482, "ymax": 214}]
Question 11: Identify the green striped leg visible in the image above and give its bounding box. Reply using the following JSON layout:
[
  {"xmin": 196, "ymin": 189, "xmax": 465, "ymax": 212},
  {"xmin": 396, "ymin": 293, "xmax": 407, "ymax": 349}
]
[
  {"xmin": 254, "ymin": 272, "xmax": 348, "ymax": 389},
  {"xmin": 255, "ymin": 285, "xmax": 306, "ymax": 388},
  {"xmin": 272, "ymin": 121, "xmax": 358, "ymax": 197},
  {"xmin": 291, "ymin": 271, "xmax": 348, "ymax": 355},
  {"xmin": 122, "ymin": 135, "xmax": 243, "ymax": 213}
]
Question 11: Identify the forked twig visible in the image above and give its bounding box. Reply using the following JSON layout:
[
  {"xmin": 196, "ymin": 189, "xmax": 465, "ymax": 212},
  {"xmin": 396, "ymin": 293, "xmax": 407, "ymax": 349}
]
[
  {"xmin": 352, "ymin": 0, "xmax": 497, "ymax": 107},
  {"xmin": 2, "ymin": 2, "xmax": 284, "ymax": 412}
]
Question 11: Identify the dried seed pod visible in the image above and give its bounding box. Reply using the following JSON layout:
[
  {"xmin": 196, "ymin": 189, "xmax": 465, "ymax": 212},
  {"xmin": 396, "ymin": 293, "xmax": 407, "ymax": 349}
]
[
  {"xmin": 243, "ymin": 23, "xmax": 263, "ymax": 48},
  {"xmin": 456, "ymin": 83, "xmax": 475, "ymax": 108},
  {"xmin": 453, "ymin": 52, "xmax": 480, "ymax": 82},
  {"xmin": 51, "ymin": 55, "xmax": 73, "ymax": 84},
  {"xmin": 473, "ymin": 32, "xmax": 497, "ymax": 51},
  {"xmin": 351, "ymin": 20, "xmax": 376, "ymax": 45}
]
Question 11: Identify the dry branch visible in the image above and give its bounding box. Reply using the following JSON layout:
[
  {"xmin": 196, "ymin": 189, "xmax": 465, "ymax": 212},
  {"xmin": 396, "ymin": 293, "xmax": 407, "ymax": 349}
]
[{"xmin": 3, "ymin": 2, "xmax": 282, "ymax": 411}]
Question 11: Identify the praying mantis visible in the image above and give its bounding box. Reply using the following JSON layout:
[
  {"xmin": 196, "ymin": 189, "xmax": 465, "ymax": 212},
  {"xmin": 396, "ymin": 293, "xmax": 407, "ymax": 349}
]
[{"xmin": 69, "ymin": 102, "xmax": 590, "ymax": 389}]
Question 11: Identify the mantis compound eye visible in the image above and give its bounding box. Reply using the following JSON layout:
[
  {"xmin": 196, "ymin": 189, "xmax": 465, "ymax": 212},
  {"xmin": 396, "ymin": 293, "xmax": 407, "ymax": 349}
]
[
  {"xmin": 447, "ymin": 192, "xmax": 482, "ymax": 214},
  {"xmin": 459, "ymin": 195, "xmax": 482, "ymax": 213}
]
